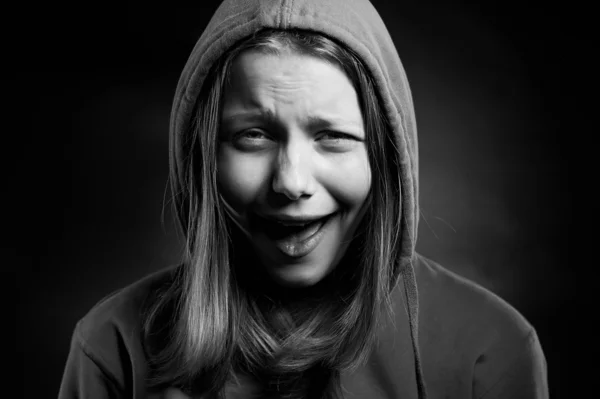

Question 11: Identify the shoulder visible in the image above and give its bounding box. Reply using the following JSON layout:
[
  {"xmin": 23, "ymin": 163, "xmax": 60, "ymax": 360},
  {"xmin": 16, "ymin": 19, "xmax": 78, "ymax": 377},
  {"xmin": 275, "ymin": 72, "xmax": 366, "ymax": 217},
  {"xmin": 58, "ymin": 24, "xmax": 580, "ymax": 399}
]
[
  {"xmin": 77, "ymin": 264, "xmax": 180, "ymax": 339},
  {"xmin": 414, "ymin": 253, "xmax": 533, "ymax": 342},
  {"xmin": 413, "ymin": 254, "xmax": 548, "ymax": 397},
  {"xmin": 60, "ymin": 265, "xmax": 182, "ymax": 397},
  {"xmin": 72, "ymin": 265, "xmax": 181, "ymax": 380}
]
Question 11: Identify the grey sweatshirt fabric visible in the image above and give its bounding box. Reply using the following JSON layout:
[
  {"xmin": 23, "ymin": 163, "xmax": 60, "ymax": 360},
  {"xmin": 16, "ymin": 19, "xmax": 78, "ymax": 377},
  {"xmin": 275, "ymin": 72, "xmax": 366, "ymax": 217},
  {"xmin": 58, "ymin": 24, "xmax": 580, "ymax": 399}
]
[
  {"xmin": 59, "ymin": 0, "xmax": 549, "ymax": 398},
  {"xmin": 58, "ymin": 256, "xmax": 548, "ymax": 398}
]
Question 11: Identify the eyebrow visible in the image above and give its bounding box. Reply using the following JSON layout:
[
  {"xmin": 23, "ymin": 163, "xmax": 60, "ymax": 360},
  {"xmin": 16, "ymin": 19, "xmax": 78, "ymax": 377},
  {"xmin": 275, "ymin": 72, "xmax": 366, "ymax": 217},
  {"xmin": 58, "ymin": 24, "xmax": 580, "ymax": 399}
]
[
  {"xmin": 306, "ymin": 115, "xmax": 364, "ymax": 131},
  {"xmin": 221, "ymin": 109, "xmax": 363, "ymax": 131},
  {"xmin": 221, "ymin": 108, "xmax": 276, "ymax": 124}
]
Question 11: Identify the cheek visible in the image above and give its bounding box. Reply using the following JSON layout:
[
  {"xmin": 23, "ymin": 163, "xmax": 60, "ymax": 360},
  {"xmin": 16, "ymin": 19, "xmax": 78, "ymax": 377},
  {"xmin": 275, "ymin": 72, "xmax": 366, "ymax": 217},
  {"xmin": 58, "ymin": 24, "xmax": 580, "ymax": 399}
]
[
  {"xmin": 217, "ymin": 147, "xmax": 271, "ymax": 207},
  {"xmin": 322, "ymin": 150, "xmax": 371, "ymax": 207}
]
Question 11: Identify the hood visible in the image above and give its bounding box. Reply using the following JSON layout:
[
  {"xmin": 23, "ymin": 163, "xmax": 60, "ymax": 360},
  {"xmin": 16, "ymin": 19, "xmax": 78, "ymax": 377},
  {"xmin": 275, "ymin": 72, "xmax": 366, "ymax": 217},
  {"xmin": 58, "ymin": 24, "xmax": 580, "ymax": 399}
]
[{"xmin": 168, "ymin": 0, "xmax": 425, "ymax": 397}]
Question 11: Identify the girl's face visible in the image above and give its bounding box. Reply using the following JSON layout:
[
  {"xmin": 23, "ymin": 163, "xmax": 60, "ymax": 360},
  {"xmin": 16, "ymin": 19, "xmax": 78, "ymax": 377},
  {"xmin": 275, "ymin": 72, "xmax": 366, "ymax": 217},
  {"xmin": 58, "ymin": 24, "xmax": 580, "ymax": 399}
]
[{"xmin": 217, "ymin": 50, "xmax": 371, "ymax": 287}]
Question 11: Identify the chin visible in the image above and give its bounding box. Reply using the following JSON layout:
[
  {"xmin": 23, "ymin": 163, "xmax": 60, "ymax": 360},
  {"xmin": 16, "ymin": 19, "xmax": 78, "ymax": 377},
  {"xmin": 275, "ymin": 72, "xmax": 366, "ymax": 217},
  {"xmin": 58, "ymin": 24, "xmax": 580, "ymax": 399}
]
[{"xmin": 266, "ymin": 261, "xmax": 334, "ymax": 288}]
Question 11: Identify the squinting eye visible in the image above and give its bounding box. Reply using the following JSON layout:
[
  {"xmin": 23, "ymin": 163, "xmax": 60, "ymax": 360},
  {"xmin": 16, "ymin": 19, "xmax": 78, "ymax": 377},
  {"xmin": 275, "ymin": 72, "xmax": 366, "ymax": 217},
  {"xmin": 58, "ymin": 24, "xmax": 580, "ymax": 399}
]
[
  {"xmin": 317, "ymin": 131, "xmax": 362, "ymax": 150},
  {"xmin": 231, "ymin": 129, "xmax": 274, "ymax": 150},
  {"xmin": 236, "ymin": 129, "xmax": 269, "ymax": 140},
  {"xmin": 319, "ymin": 131, "xmax": 354, "ymax": 141}
]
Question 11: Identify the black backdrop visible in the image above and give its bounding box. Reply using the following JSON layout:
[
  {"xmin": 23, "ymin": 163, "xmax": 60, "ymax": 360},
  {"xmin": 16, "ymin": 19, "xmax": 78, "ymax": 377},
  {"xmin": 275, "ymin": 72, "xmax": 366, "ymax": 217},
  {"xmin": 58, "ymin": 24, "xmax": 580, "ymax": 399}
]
[{"xmin": 13, "ymin": 1, "xmax": 582, "ymax": 397}]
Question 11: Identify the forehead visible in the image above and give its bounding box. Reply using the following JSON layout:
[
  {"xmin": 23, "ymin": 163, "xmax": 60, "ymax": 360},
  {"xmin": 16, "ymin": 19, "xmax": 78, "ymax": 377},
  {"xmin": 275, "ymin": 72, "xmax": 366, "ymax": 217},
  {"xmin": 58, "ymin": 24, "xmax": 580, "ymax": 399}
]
[
  {"xmin": 228, "ymin": 50, "xmax": 350, "ymax": 90},
  {"xmin": 223, "ymin": 50, "xmax": 362, "ymax": 123}
]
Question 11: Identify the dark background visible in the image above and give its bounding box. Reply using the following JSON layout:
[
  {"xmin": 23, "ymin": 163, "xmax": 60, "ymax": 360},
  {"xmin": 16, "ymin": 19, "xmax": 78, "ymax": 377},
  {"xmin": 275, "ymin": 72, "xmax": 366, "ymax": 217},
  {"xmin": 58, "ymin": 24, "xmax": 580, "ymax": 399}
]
[{"xmin": 12, "ymin": 1, "xmax": 582, "ymax": 397}]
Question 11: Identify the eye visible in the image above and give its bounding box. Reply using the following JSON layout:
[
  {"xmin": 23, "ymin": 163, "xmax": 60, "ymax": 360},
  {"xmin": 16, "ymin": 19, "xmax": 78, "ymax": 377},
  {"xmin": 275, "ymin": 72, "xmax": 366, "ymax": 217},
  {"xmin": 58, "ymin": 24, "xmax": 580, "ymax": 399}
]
[
  {"xmin": 231, "ymin": 129, "xmax": 274, "ymax": 151},
  {"xmin": 235, "ymin": 129, "xmax": 270, "ymax": 140},
  {"xmin": 317, "ymin": 131, "xmax": 363, "ymax": 151},
  {"xmin": 319, "ymin": 131, "xmax": 354, "ymax": 140}
]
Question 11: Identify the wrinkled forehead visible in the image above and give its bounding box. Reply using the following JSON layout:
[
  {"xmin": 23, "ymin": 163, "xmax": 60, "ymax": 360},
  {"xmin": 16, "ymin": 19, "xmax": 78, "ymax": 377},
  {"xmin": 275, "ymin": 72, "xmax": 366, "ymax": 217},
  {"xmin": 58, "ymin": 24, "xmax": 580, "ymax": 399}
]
[{"xmin": 221, "ymin": 50, "xmax": 365, "ymax": 133}]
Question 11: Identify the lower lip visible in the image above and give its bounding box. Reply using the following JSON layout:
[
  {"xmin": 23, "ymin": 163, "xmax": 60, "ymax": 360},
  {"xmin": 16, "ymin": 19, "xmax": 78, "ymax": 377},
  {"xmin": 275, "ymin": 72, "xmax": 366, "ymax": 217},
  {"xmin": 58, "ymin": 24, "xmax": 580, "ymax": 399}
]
[{"xmin": 266, "ymin": 214, "xmax": 335, "ymax": 258}]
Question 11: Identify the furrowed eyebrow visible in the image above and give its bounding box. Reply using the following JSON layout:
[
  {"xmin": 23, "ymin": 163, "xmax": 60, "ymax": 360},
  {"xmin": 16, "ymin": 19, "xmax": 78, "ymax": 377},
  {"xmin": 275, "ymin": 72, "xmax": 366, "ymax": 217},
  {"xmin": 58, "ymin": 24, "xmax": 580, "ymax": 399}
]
[
  {"xmin": 305, "ymin": 115, "xmax": 363, "ymax": 132},
  {"xmin": 221, "ymin": 108, "xmax": 276, "ymax": 123}
]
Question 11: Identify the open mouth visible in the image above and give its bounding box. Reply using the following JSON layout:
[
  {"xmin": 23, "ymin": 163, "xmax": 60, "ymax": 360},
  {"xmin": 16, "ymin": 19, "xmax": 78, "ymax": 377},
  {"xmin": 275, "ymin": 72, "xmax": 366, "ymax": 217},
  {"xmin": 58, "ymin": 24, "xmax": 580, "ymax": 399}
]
[
  {"xmin": 252, "ymin": 212, "xmax": 337, "ymax": 258},
  {"xmin": 258, "ymin": 214, "xmax": 333, "ymax": 241}
]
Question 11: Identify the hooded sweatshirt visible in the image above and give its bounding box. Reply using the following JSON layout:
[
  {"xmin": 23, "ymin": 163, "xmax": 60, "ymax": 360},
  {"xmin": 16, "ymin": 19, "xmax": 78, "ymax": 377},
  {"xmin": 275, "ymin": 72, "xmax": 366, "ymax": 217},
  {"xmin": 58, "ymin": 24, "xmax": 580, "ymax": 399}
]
[{"xmin": 58, "ymin": 0, "xmax": 549, "ymax": 398}]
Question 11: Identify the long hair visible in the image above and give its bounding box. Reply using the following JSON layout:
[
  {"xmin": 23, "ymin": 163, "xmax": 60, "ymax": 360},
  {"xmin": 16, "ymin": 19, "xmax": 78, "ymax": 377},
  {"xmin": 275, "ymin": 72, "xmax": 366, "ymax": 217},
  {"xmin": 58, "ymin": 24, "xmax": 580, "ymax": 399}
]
[{"xmin": 143, "ymin": 29, "xmax": 403, "ymax": 399}]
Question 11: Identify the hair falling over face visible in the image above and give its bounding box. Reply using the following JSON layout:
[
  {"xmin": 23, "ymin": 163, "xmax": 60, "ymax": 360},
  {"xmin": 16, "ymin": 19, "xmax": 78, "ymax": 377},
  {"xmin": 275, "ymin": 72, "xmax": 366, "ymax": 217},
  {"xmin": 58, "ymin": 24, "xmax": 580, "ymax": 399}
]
[{"xmin": 142, "ymin": 29, "xmax": 404, "ymax": 399}]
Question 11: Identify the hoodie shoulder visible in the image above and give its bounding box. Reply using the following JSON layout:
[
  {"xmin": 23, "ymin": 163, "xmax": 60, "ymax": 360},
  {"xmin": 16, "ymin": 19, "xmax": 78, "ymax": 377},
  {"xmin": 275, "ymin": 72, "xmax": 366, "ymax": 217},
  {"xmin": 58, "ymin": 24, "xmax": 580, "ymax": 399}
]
[
  {"xmin": 76, "ymin": 265, "xmax": 179, "ymax": 346},
  {"xmin": 59, "ymin": 265, "xmax": 180, "ymax": 398},
  {"xmin": 414, "ymin": 254, "xmax": 533, "ymax": 340},
  {"xmin": 413, "ymin": 254, "xmax": 548, "ymax": 398}
]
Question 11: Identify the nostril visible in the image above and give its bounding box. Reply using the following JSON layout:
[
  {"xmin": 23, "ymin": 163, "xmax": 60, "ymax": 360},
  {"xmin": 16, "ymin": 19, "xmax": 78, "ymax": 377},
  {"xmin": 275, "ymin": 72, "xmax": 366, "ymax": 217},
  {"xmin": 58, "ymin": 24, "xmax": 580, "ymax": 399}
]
[{"xmin": 272, "ymin": 170, "xmax": 306, "ymax": 200}]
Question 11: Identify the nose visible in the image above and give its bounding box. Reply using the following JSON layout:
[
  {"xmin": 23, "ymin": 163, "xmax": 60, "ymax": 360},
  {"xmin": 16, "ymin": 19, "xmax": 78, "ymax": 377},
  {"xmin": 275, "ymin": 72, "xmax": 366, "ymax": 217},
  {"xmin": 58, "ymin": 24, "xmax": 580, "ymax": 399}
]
[{"xmin": 272, "ymin": 141, "xmax": 316, "ymax": 200}]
